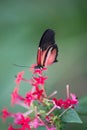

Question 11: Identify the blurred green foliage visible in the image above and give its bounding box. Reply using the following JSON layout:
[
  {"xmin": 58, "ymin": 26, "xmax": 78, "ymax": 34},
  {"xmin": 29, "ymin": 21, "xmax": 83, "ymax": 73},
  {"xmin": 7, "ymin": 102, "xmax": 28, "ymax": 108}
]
[{"xmin": 0, "ymin": 0, "xmax": 87, "ymax": 130}]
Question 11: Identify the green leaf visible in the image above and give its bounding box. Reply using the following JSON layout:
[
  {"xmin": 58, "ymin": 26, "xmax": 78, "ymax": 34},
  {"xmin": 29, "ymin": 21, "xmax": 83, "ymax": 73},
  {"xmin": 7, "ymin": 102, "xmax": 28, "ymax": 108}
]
[
  {"xmin": 62, "ymin": 109, "xmax": 83, "ymax": 123},
  {"xmin": 76, "ymin": 96, "xmax": 87, "ymax": 115}
]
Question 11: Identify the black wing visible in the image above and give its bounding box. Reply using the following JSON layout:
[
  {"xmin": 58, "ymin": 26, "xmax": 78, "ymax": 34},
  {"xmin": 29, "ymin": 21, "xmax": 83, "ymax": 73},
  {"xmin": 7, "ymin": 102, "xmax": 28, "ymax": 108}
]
[{"xmin": 39, "ymin": 29, "xmax": 55, "ymax": 51}]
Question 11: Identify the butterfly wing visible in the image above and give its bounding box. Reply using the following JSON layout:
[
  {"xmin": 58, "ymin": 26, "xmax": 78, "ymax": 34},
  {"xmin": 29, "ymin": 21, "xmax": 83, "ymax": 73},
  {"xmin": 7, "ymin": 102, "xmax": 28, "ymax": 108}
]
[
  {"xmin": 37, "ymin": 29, "xmax": 58, "ymax": 68},
  {"xmin": 39, "ymin": 29, "xmax": 55, "ymax": 50},
  {"xmin": 43, "ymin": 44, "xmax": 58, "ymax": 67}
]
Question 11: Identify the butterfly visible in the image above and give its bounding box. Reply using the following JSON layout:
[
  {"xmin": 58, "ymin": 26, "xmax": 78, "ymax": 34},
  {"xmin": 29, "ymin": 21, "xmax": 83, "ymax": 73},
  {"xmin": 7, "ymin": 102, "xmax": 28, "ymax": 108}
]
[{"xmin": 35, "ymin": 29, "xmax": 58, "ymax": 69}]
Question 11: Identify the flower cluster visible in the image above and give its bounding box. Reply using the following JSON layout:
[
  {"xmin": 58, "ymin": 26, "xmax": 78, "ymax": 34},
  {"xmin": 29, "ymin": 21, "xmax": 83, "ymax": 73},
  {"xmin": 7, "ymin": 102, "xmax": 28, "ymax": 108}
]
[{"xmin": 1, "ymin": 65, "xmax": 78, "ymax": 130}]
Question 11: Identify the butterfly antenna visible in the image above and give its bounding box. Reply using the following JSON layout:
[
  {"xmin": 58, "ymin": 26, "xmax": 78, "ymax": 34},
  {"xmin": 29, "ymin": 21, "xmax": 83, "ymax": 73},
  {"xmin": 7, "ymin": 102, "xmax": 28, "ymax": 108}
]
[{"xmin": 13, "ymin": 64, "xmax": 30, "ymax": 68}]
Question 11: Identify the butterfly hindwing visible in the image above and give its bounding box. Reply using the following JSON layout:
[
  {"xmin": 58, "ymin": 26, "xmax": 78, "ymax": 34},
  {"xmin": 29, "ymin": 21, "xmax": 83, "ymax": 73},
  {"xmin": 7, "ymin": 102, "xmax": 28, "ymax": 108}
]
[
  {"xmin": 43, "ymin": 44, "xmax": 58, "ymax": 67},
  {"xmin": 37, "ymin": 48, "xmax": 42, "ymax": 66}
]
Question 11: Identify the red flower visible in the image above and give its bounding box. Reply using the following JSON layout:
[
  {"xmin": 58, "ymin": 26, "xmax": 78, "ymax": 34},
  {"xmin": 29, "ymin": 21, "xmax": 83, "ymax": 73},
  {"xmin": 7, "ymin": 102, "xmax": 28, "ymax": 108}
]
[
  {"xmin": 53, "ymin": 93, "xmax": 78, "ymax": 109},
  {"xmin": 33, "ymin": 76, "xmax": 48, "ymax": 85},
  {"xmin": 63, "ymin": 99, "xmax": 72, "ymax": 109},
  {"xmin": 63, "ymin": 93, "xmax": 78, "ymax": 109},
  {"xmin": 30, "ymin": 118, "xmax": 39, "ymax": 129},
  {"xmin": 15, "ymin": 71, "xmax": 25, "ymax": 85},
  {"xmin": 70, "ymin": 93, "xmax": 78, "ymax": 104},
  {"xmin": 33, "ymin": 87, "xmax": 44, "ymax": 100},
  {"xmin": 2, "ymin": 108, "xmax": 11, "ymax": 121},
  {"xmin": 25, "ymin": 91, "xmax": 34, "ymax": 106},
  {"xmin": 8, "ymin": 114, "xmax": 31, "ymax": 130},
  {"xmin": 11, "ymin": 87, "xmax": 24, "ymax": 106},
  {"xmin": 17, "ymin": 115, "xmax": 31, "ymax": 130},
  {"xmin": 53, "ymin": 98, "xmax": 64, "ymax": 109},
  {"xmin": 30, "ymin": 75, "xmax": 47, "ymax": 88}
]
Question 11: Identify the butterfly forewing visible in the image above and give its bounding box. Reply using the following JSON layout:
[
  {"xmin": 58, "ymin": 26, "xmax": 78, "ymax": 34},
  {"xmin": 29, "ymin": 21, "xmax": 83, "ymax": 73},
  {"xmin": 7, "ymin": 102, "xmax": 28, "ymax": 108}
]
[{"xmin": 39, "ymin": 29, "xmax": 55, "ymax": 51}]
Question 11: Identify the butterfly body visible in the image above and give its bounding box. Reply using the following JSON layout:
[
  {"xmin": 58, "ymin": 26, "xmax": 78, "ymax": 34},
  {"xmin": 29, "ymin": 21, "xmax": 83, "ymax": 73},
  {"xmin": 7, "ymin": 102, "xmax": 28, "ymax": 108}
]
[{"xmin": 35, "ymin": 29, "xmax": 58, "ymax": 69}]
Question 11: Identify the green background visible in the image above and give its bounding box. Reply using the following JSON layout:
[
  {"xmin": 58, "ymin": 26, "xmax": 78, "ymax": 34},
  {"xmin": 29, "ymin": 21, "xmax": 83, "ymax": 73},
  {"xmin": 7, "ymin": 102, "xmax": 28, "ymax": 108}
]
[{"xmin": 0, "ymin": 0, "xmax": 87, "ymax": 130}]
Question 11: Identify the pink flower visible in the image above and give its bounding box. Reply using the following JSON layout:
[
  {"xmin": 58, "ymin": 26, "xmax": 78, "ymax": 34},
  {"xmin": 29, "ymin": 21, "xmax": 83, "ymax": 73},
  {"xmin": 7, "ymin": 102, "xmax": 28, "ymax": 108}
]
[
  {"xmin": 2, "ymin": 109, "xmax": 26, "ymax": 124},
  {"xmin": 53, "ymin": 98, "xmax": 64, "ymax": 109},
  {"xmin": 10, "ymin": 113, "xmax": 30, "ymax": 130},
  {"xmin": 13, "ymin": 112, "xmax": 24, "ymax": 124},
  {"xmin": 17, "ymin": 115, "xmax": 31, "ymax": 130},
  {"xmin": 30, "ymin": 118, "xmax": 39, "ymax": 129},
  {"xmin": 63, "ymin": 93, "xmax": 78, "ymax": 109},
  {"xmin": 11, "ymin": 87, "xmax": 25, "ymax": 106},
  {"xmin": 15, "ymin": 71, "xmax": 25, "ymax": 85},
  {"xmin": 33, "ymin": 76, "xmax": 48, "ymax": 85},
  {"xmin": 70, "ymin": 93, "xmax": 78, "ymax": 104},
  {"xmin": 53, "ymin": 94, "xmax": 78, "ymax": 109},
  {"xmin": 32, "ymin": 86, "xmax": 44, "ymax": 100},
  {"xmin": 8, "ymin": 114, "xmax": 31, "ymax": 130},
  {"xmin": 30, "ymin": 75, "xmax": 47, "ymax": 87},
  {"xmin": 1, "ymin": 108, "xmax": 11, "ymax": 121},
  {"xmin": 25, "ymin": 91, "xmax": 34, "ymax": 106},
  {"xmin": 63, "ymin": 98, "xmax": 72, "ymax": 109}
]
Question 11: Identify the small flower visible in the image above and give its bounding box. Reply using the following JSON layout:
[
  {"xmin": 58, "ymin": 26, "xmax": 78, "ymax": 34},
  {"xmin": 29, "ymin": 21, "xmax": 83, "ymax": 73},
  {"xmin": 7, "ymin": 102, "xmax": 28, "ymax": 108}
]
[
  {"xmin": 70, "ymin": 93, "xmax": 78, "ymax": 104},
  {"xmin": 30, "ymin": 118, "xmax": 39, "ymax": 129},
  {"xmin": 11, "ymin": 87, "xmax": 24, "ymax": 106},
  {"xmin": 33, "ymin": 86, "xmax": 44, "ymax": 100},
  {"xmin": 15, "ymin": 71, "xmax": 25, "ymax": 85},
  {"xmin": 1, "ymin": 108, "xmax": 11, "ymax": 121},
  {"xmin": 25, "ymin": 91, "xmax": 34, "ymax": 106},
  {"xmin": 63, "ymin": 93, "xmax": 78, "ymax": 109},
  {"xmin": 63, "ymin": 85, "xmax": 78, "ymax": 109},
  {"xmin": 8, "ymin": 114, "xmax": 31, "ymax": 130},
  {"xmin": 13, "ymin": 112, "xmax": 24, "ymax": 124},
  {"xmin": 53, "ymin": 98, "xmax": 64, "ymax": 109},
  {"xmin": 33, "ymin": 75, "xmax": 48, "ymax": 85},
  {"xmin": 17, "ymin": 115, "xmax": 31, "ymax": 130},
  {"xmin": 63, "ymin": 99, "xmax": 72, "ymax": 109}
]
